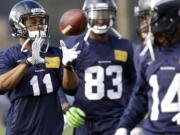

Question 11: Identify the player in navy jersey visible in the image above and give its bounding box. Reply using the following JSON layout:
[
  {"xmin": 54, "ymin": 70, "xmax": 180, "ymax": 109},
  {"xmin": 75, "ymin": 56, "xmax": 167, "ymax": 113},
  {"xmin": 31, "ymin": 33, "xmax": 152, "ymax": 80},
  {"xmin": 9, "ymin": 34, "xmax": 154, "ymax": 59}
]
[
  {"xmin": 115, "ymin": 0, "xmax": 180, "ymax": 135},
  {"xmin": 61, "ymin": 0, "xmax": 137, "ymax": 135},
  {"xmin": 0, "ymin": 0, "xmax": 80, "ymax": 135}
]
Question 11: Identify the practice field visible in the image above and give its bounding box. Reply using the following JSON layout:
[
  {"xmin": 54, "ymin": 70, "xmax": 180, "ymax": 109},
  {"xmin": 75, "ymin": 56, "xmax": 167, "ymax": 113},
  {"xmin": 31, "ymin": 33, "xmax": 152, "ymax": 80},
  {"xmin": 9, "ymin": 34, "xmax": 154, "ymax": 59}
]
[
  {"xmin": 0, "ymin": 122, "xmax": 5, "ymax": 135},
  {"xmin": 0, "ymin": 122, "xmax": 73, "ymax": 135}
]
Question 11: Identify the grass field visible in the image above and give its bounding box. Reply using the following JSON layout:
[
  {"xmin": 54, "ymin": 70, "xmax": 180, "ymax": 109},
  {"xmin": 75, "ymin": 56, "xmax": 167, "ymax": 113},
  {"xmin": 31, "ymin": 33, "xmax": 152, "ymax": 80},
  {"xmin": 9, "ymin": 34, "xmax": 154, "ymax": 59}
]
[
  {"xmin": 0, "ymin": 122, "xmax": 5, "ymax": 135},
  {"xmin": 0, "ymin": 122, "xmax": 73, "ymax": 135}
]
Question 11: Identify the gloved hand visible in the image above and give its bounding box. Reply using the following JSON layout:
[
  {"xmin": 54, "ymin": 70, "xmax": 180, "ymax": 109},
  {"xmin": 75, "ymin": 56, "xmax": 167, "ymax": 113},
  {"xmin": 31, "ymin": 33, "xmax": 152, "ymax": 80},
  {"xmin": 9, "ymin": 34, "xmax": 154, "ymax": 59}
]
[
  {"xmin": 64, "ymin": 106, "xmax": 85, "ymax": 128},
  {"xmin": 172, "ymin": 112, "xmax": 180, "ymax": 125},
  {"xmin": 59, "ymin": 40, "xmax": 80, "ymax": 68},
  {"xmin": 26, "ymin": 36, "xmax": 46, "ymax": 65},
  {"xmin": 114, "ymin": 128, "xmax": 128, "ymax": 135}
]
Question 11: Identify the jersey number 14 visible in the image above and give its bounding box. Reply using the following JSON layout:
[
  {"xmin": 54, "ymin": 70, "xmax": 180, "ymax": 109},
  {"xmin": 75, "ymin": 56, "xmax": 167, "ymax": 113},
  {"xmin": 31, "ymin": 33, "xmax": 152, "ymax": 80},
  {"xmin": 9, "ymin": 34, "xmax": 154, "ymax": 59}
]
[{"xmin": 150, "ymin": 74, "xmax": 180, "ymax": 121}]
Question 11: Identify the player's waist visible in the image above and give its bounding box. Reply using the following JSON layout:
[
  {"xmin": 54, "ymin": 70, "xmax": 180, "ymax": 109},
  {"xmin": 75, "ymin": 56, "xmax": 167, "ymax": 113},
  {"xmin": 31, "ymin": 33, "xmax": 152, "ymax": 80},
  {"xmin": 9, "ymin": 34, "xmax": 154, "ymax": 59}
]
[
  {"xmin": 84, "ymin": 111, "xmax": 123, "ymax": 120},
  {"xmin": 144, "ymin": 119, "xmax": 180, "ymax": 134}
]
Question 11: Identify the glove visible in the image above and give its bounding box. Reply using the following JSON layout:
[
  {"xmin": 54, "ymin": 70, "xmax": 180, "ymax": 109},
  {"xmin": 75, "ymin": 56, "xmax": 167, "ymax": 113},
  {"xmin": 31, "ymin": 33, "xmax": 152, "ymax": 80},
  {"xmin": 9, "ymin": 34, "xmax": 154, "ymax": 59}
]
[
  {"xmin": 27, "ymin": 36, "xmax": 46, "ymax": 65},
  {"xmin": 59, "ymin": 40, "xmax": 80, "ymax": 68},
  {"xmin": 114, "ymin": 128, "xmax": 128, "ymax": 135},
  {"xmin": 64, "ymin": 106, "xmax": 85, "ymax": 128},
  {"xmin": 172, "ymin": 112, "xmax": 180, "ymax": 125}
]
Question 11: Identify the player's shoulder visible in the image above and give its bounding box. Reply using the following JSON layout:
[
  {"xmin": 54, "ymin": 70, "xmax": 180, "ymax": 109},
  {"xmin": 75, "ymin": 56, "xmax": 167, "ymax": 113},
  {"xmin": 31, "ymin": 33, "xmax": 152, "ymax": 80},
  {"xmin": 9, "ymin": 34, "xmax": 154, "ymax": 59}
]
[
  {"xmin": 110, "ymin": 34, "xmax": 133, "ymax": 48},
  {"xmin": 134, "ymin": 44, "xmax": 144, "ymax": 54},
  {"xmin": 1, "ymin": 44, "xmax": 21, "ymax": 57}
]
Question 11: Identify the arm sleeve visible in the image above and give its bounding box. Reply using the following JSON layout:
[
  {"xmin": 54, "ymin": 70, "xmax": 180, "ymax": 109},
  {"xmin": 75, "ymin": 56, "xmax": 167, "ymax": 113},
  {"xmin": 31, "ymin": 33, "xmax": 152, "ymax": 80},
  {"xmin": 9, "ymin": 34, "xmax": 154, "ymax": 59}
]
[
  {"xmin": 0, "ymin": 91, "xmax": 6, "ymax": 95},
  {"xmin": 122, "ymin": 42, "xmax": 137, "ymax": 105},
  {"xmin": 0, "ymin": 51, "xmax": 11, "ymax": 74},
  {"xmin": 118, "ymin": 62, "xmax": 148, "ymax": 130},
  {"xmin": 134, "ymin": 45, "xmax": 144, "ymax": 72},
  {"xmin": 0, "ymin": 51, "xmax": 12, "ymax": 94}
]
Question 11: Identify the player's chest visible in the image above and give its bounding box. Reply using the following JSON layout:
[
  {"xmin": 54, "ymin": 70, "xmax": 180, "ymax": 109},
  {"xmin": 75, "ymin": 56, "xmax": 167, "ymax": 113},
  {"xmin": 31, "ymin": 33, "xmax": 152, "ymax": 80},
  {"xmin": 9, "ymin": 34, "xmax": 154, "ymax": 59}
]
[
  {"xmin": 25, "ymin": 56, "xmax": 61, "ymax": 79},
  {"xmin": 145, "ymin": 53, "xmax": 180, "ymax": 94},
  {"xmin": 145, "ymin": 51, "xmax": 180, "ymax": 79},
  {"xmin": 77, "ymin": 46, "xmax": 128, "ymax": 70}
]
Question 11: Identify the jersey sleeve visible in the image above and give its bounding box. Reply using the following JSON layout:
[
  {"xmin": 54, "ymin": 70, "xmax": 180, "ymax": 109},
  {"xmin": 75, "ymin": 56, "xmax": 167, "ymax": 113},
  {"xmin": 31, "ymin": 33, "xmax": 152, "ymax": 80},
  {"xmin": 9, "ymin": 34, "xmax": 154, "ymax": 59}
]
[
  {"xmin": 0, "ymin": 51, "xmax": 12, "ymax": 74},
  {"xmin": 117, "ymin": 62, "xmax": 148, "ymax": 130},
  {"xmin": 124, "ymin": 41, "xmax": 136, "ymax": 82},
  {"xmin": 0, "ymin": 51, "xmax": 13, "ymax": 94},
  {"xmin": 0, "ymin": 91, "xmax": 6, "ymax": 95},
  {"xmin": 134, "ymin": 45, "xmax": 144, "ymax": 71},
  {"xmin": 122, "ymin": 41, "xmax": 137, "ymax": 104}
]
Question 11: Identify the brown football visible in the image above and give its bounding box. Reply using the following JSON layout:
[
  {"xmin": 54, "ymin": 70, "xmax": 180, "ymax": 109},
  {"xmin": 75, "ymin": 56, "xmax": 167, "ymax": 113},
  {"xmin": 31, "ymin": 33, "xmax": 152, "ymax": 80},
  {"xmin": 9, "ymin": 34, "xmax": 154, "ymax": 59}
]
[{"xmin": 59, "ymin": 9, "xmax": 87, "ymax": 36}]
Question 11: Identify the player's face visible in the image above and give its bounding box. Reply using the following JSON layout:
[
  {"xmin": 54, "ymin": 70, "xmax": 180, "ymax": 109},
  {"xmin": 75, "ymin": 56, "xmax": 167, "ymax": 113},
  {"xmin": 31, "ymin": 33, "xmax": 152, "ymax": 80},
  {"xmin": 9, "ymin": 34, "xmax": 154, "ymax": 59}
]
[
  {"xmin": 24, "ymin": 16, "xmax": 46, "ymax": 32},
  {"xmin": 90, "ymin": 19, "xmax": 109, "ymax": 40},
  {"xmin": 138, "ymin": 15, "xmax": 150, "ymax": 41},
  {"xmin": 92, "ymin": 19, "xmax": 109, "ymax": 27}
]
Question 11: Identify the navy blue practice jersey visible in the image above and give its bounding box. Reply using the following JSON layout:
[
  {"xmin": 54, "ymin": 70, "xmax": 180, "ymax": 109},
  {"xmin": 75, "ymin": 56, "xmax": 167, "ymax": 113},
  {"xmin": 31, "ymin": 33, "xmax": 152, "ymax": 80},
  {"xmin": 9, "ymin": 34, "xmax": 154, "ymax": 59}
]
[
  {"xmin": 134, "ymin": 44, "xmax": 144, "ymax": 71},
  {"xmin": 0, "ymin": 44, "xmax": 64, "ymax": 135},
  {"xmin": 65, "ymin": 33, "xmax": 136, "ymax": 119},
  {"xmin": 0, "ymin": 44, "xmax": 63, "ymax": 102},
  {"xmin": 119, "ymin": 42, "xmax": 180, "ymax": 134}
]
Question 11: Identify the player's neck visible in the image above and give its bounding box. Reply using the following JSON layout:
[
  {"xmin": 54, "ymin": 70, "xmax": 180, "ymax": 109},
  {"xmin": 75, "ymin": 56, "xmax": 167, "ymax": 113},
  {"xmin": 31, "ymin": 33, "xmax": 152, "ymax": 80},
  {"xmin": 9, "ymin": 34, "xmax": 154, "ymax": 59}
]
[{"xmin": 90, "ymin": 32, "xmax": 108, "ymax": 42}]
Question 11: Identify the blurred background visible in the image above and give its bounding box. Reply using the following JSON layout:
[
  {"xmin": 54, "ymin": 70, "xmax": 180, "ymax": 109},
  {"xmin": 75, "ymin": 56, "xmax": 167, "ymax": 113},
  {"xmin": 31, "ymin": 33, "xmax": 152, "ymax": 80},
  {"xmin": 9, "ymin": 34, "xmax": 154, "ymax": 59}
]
[{"xmin": 0, "ymin": 0, "xmax": 139, "ymax": 134}]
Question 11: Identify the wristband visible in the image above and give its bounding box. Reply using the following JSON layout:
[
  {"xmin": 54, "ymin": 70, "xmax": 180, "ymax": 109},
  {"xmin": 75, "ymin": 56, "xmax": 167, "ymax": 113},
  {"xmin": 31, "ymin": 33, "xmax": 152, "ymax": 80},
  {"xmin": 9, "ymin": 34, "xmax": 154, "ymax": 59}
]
[
  {"xmin": 63, "ymin": 105, "xmax": 72, "ymax": 114},
  {"xmin": 17, "ymin": 59, "xmax": 32, "ymax": 66},
  {"xmin": 64, "ymin": 65, "xmax": 73, "ymax": 71}
]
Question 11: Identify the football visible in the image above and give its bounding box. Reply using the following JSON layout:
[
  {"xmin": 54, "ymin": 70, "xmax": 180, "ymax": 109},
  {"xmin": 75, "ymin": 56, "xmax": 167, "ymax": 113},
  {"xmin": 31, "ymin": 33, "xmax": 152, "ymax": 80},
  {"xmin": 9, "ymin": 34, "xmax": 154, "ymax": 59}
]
[{"xmin": 59, "ymin": 9, "xmax": 87, "ymax": 36}]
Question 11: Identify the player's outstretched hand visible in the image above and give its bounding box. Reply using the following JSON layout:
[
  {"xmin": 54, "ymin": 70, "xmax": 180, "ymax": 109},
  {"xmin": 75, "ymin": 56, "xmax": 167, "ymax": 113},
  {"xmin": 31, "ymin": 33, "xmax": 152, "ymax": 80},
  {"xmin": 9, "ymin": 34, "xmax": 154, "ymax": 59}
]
[
  {"xmin": 114, "ymin": 128, "xmax": 128, "ymax": 135},
  {"xmin": 64, "ymin": 106, "xmax": 85, "ymax": 128},
  {"xmin": 59, "ymin": 40, "xmax": 80, "ymax": 68},
  {"xmin": 27, "ymin": 36, "xmax": 46, "ymax": 65},
  {"xmin": 172, "ymin": 112, "xmax": 180, "ymax": 125}
]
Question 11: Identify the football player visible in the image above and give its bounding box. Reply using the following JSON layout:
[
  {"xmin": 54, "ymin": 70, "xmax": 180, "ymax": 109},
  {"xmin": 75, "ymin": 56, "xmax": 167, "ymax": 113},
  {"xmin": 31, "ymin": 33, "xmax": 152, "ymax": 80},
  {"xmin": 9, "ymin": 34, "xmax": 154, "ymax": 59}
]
[
  {"xmin": 61, "ymin": 0, "xmax": 137, "ymax": 135},
  {"xmin": 0, "ymin": 0, "xmax": 79, "ymax": 135},
  {"xmin": 131, "ymin": 1, "xmax": 154, "ymax": 135},
  {"xmin": 115, "ymin": 0, "xmax": 180, "ymax": 135}
]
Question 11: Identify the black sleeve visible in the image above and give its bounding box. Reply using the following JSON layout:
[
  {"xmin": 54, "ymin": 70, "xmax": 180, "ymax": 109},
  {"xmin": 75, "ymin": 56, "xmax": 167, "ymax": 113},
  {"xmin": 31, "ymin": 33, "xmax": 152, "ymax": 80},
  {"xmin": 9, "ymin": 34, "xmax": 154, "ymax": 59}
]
[{"xmin": 117, "ymin": 63, "xmax": 148, "ymax": 130}]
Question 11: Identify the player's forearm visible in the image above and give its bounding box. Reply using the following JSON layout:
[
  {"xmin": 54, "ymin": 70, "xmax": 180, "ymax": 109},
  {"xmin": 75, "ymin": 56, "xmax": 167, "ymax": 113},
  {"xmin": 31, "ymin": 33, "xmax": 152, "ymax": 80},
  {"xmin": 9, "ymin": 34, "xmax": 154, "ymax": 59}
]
[
  {"xmin": 62, "ymin": 68, "xmax": 79, "ymax": 90},
  {"xmin": 118, "ymin": 94, "xmax": 147, "ymax": 130},
  {"xmin": 0, "ymin": 64, "xmax": 29, "ymax": 91}
]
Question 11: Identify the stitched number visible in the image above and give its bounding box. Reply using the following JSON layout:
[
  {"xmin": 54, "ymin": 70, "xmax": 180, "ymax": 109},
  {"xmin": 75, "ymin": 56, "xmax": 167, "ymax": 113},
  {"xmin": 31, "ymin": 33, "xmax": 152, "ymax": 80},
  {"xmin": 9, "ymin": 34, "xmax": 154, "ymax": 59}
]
[
  {"xmin": 150, "ymin": 74, "xmax": 180, "ymax": 120},
  {"xmin": 30, "ymin": 73, "xmax": 53, "ymax": 96},
  {"xmin": 85, "ymin": 65, "xmax": 123, "ymax": 100}
]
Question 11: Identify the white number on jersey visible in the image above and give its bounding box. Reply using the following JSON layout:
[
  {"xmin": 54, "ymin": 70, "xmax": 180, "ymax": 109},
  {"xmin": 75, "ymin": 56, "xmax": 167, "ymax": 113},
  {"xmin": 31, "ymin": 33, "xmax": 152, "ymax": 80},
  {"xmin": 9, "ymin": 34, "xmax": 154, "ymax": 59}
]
[
  {"xmin": 85, "ymin": 65, "xmax": 123, "ymax": 100},
  {"xmin": 30, "ymin": 73, "xmax": 53, "ymax": 96},
  {"xmin": 150, "ymin": 73, "xmax": 180, "ymax": 120}
]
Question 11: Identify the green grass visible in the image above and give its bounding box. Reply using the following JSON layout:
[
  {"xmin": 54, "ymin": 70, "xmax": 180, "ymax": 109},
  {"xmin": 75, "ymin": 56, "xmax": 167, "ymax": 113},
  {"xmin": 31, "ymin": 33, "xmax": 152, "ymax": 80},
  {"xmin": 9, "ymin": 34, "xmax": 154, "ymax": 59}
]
[
  {"xmin": 0, "ymin": 122, "xmax": 72, "ymax": 135},
  {"xmin": 63, "ymin": 127, "xmax": 73, "ymax": 135},
  {"xmin": 0, "ymin": 122, "xmax": 5, "ymax": 135}
]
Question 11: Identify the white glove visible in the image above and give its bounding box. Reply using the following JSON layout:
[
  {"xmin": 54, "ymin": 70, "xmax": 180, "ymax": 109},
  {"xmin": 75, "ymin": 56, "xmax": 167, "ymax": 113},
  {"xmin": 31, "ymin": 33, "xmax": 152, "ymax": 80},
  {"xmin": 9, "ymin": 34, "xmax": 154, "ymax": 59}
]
[
  {"xmin": 114, "ymin": 128, "xmax": 128, "ymax": 135},
  {"xmin": 59, "ymin": 40, "xmax": 80, "ymax": 67},
  {"xmin": 27, "ymin": 36, "xmax": 46, "ymax": 65},
  {"xmin": 130, "ymin": 127, "xmax": 144, "ymax": 135},
  {"xmin": 172, "ymin": 112, "xmax": 180, "ymax": 125}
]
